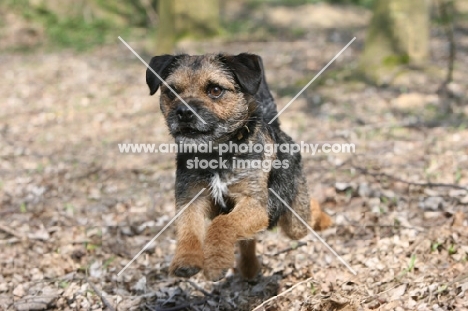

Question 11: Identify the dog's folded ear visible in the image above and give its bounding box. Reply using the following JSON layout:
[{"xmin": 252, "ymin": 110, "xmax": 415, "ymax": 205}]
[
  {"xmin": 146, "ymin": 55, "xmax": 177, "ymax": 95},
  {"xmin": 220, "ymin": 53, "xmax": 263, "ymax": 95}
]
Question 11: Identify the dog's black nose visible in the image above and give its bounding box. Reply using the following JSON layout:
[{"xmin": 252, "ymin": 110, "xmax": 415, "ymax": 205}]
[{"xmin": 176, "ymin": 105, "xmax": 194, "ymax": 122}]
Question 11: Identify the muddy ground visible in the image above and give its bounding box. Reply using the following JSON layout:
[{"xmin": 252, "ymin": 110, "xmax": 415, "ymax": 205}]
[{"xmin": 1, "ymin": 3, "xmax": 468, "ymax": 311}]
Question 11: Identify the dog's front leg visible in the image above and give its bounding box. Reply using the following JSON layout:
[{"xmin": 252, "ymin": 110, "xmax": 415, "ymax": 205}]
[
  {"xmin": 203, "ymin": 196, "xmax": 269, "ymax": 281},
  {"xmin": 169, "ymin": 196, "xmax": 210, "ymax": 278}
]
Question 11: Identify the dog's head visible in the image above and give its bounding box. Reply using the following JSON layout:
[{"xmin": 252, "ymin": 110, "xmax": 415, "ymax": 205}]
[{"xmin": 146, "ymin": 53, "xmax": 263, "ymax": 144}]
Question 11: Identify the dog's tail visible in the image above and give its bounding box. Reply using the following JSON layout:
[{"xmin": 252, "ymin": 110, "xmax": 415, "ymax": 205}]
[{"xmin": 310, "ymin": 199, "xmax": 332, "ymax": 231}]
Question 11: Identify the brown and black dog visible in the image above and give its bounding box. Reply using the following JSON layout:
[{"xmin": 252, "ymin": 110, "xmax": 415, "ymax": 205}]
[{"xmin": 146, "ymin": 53, "xmax": 331, "ymax": 281}]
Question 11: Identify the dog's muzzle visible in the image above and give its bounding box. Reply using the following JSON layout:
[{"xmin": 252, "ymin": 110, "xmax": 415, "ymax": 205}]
[
  {"xmin": 172, "ymin": 101, "xmax": 212, "ymax": 138},
  {"xmin": 176, "ymin": 104, "xmax": 195, "ymax": 123}
]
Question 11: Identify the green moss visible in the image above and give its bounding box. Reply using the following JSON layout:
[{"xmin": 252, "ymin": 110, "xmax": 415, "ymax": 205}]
[
  {"xmin": 3, "ymin": 0, "xmax": 131, "ymax": 51},
  {"xmin": 382, "ymin": 54, "xmax": 410, "ymax": 67},
  {"xmin": 247, "ymin": 0, "xmax": 375, "ymax": 8}
]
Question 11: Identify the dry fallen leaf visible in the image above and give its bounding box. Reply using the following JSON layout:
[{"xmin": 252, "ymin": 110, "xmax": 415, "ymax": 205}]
[
  {"xmin": 453, "ymin": 211, "xmax": 465, "ymax": 227},
  {"xmin": 390, "ymin": 284, "xmax": 407, "ymax": 301}
]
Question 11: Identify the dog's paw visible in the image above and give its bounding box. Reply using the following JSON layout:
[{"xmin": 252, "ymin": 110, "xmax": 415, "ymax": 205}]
[
  {"xmin": 203, "ymin": 267, "xmax": 228, "ymax": 281},
  {"xmin": 169, "ymin": 253, "xmax": 204, "ymax": 278},
  {"xmin": 172, "ymin": 265, "xmax": 202, "ymax": 278},
  {"xmin": 203, "ymin": 243, "xmax": 234, "ymax": 281}
]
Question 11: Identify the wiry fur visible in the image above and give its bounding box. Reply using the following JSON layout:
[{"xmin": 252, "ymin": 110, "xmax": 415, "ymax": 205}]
[{"xmin": 146, "ymin": 53, "xmax": 332, "ymax": 281}]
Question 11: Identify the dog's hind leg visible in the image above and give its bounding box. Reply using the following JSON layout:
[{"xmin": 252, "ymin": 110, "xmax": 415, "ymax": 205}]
[
  {"xmin": 237, "ymin": 238, "xmax": 261, "ymax": 280},
  {"xmin": 278, "ymin": 175, "xmax": 331, "ymax": 240}
]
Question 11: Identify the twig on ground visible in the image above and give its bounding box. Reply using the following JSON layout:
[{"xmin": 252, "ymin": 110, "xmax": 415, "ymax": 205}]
[
  {"xmin": 352, "ymin": 165, "xmax": 468, "ymax": 192},
  {"xmin": 252, "ymin": 277, "xmax": 317, "ymax": 311},
  {"xmin": 69, "ymin": 166, "xmax": 102, "ymax": 180},
  {"xmin": 446, "ymin": 272, "xmax": 468, "ymax": 287},
  {"xmin": 186, "ymin": 280, "xmax": 215, "ymax": 297},
  {"xmin": 0, "ymin": 224, "xmax": 25, "ymax": 239},
  {"xmin": 85, "ymin": 274, "xmax": 116, "ymax": 311},
  {"xmin": 272, "ymin": 241, "xmax": 308, "ymax": 256}
]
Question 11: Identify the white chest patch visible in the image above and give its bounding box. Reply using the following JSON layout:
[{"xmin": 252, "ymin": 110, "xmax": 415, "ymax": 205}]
[{"xmin": 210, "ymin": 173, "xmax": 228, "ymax": 206}]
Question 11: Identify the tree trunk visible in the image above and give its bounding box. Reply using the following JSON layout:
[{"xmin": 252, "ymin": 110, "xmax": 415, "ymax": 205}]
[
  {"xmin": 360, "ymin": 0, "xmax": 431, "ymax": 85},
  {"xmin": 156, "ymin": 0, "xmax": 176, "ymax": 54},
  {"xmin": 173, "ymin": 0, "xmax": 219, "ymax": 38}
]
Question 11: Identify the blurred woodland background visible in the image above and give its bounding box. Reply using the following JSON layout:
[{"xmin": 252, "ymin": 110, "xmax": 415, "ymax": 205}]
[
  {"xmin": 1, "ymin": 0, "xmax": 467, "ymax": 87},
  {"xmin": 1, "ymin": 1, "xmax": 468, "ymax": 310}
]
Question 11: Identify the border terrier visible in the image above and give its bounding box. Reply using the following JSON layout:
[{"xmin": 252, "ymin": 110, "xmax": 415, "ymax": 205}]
[{"xmin": 146, "ymin": 53, "xmax": 332, "ymax": 281}]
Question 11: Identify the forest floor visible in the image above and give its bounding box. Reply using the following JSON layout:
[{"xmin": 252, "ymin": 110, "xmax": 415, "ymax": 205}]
[{"xmin": 1, "ymin": 2, "xmax": 468, "ymax": 311}]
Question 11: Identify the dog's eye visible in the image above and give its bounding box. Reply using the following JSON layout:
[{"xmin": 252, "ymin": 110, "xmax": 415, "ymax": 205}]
[
  {"xmin": 164, "ymin": 86, "xmax": 177, "ymax": 100},
  {"xmin": 207, "ymin": 85, "xmax": 224, "ymax": 99}
]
